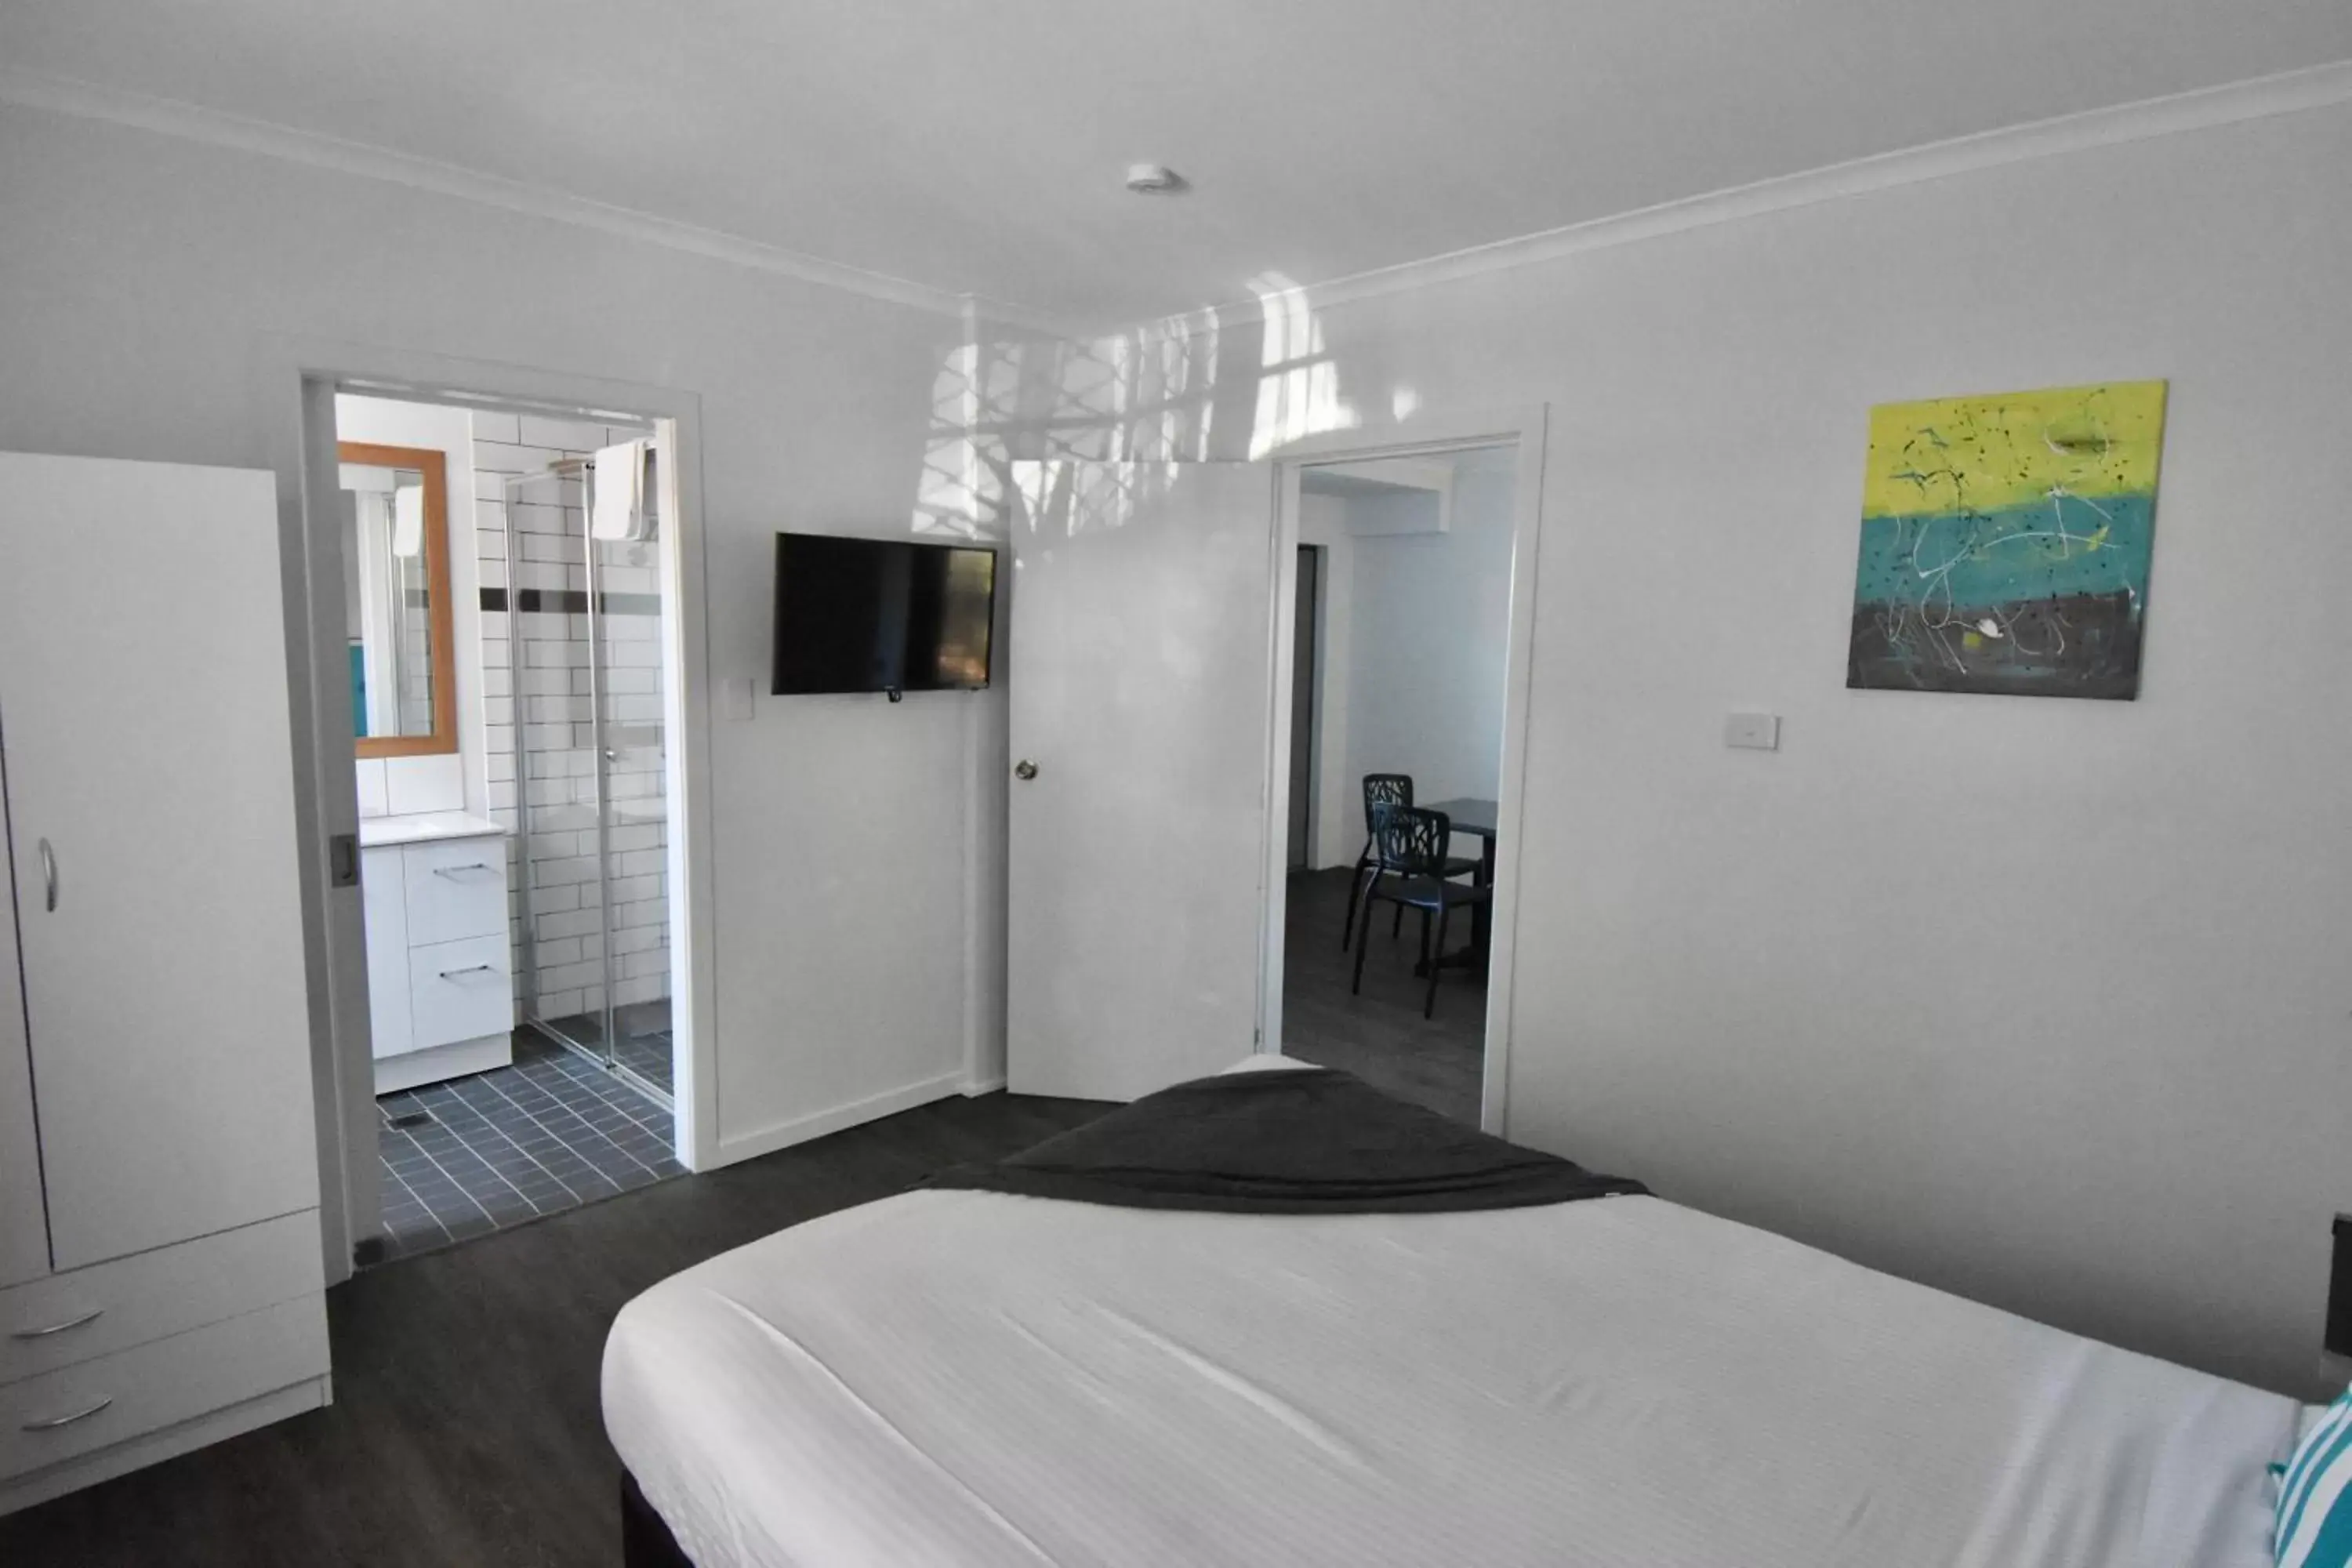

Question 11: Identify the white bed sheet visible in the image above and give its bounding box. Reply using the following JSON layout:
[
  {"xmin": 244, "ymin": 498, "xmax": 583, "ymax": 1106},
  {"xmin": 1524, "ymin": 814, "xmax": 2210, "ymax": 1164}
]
[{"xmin": 605, "ymin": 1130, "xmax": 2296, "ymax": 1566}]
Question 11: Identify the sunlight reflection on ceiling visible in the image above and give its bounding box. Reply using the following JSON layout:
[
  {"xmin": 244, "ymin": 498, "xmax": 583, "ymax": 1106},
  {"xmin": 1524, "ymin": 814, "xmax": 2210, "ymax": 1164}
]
[
  {"xmin": 1247, "ymin": 273, "xmax": 1356, "ymax": 460},
  {"xmin": 915, "ymin": 275, "xmax": 1356, "ymax": 540}
]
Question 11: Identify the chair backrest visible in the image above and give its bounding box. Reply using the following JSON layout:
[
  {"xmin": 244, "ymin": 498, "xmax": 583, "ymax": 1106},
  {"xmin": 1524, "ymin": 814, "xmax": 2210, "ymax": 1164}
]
[
  {"xmin": 1370, "ymin": 803, "xmax": 1450, "ymax": 878},
  {"xmin": 1361, "ymin": 774, "xmax": 1413, "ymax": 836}
]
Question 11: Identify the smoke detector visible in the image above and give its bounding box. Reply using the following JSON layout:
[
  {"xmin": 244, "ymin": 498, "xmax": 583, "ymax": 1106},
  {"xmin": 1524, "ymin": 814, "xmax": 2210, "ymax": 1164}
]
[{"xmin": 1124, "ymin": 163, "xmax": 1189, "ymax": 195}]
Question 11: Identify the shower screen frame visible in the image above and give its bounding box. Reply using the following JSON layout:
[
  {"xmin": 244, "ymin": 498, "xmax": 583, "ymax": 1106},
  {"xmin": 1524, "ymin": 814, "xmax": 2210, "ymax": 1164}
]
[{"xmin": 503, "ymin": 454, "xmax": 672, "ymax": 1107}]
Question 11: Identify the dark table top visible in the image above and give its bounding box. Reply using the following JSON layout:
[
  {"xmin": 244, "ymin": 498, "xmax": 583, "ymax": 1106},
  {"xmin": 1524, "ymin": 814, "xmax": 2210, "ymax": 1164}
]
[{"xmin": 1423, "ymin": 797, "xmax": 1499, "ymax": 837}]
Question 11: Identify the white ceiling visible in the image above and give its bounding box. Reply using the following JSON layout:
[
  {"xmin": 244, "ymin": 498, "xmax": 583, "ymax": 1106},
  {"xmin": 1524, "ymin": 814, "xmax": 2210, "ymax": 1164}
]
[{"xmin": 5, "ymin": 0, "xmax": 2347, "ymax": 329}]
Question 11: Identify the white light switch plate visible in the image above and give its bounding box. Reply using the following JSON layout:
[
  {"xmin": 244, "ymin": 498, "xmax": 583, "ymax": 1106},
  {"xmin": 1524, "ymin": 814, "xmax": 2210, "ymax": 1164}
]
[
  {"xmin": 1724, "ymin": 712, "xmax": 1780, "ymax": 751},
  {"xmin": 723, "ymin": 677, "xmax": 756, "ymax": 721}
]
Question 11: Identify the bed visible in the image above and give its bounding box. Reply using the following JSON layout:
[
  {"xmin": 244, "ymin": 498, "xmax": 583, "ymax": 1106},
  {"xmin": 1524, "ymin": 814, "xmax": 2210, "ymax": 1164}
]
[{"xmin": 603, "ymin": 1060, "xmax": 2299, "ymax": 1566}]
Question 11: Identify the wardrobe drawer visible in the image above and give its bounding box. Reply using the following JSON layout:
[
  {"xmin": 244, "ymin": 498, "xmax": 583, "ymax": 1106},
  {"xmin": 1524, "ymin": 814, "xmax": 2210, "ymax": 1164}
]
[
  {"xmin": 0, "ymin": 1294, "xmax": 325, "ymax": 1482},
  {"xmin": 409, "ymin": 934, "xmax": 513, "ymax": 1049},
  {"xmin": 362, "ymin": 844, "xmax": 413, "ymax": 1061},
  {"xmin": 401, "ymin": 838, "xmax": 508, "ymax": 946},
  {"xmin": 0, "ymin": 1211, "xmax": 320, "ymax": 1387}
]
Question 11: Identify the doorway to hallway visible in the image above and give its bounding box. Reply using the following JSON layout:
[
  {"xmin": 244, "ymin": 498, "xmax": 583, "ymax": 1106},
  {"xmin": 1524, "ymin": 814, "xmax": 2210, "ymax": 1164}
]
[{"xmin": 1276, "ymin": 447, "xmax": 1520, "ymax": 1124}]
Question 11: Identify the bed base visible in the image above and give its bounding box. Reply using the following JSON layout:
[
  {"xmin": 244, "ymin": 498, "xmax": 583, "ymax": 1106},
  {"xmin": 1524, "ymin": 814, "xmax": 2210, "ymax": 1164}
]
[{"xmin": 622, "ymin": 1468, "xmax": 695, "ymax": 1568}]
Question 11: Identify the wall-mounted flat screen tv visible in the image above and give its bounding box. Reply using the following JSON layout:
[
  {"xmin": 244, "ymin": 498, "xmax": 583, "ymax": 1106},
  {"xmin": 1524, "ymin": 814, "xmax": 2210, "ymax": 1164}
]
[{"xmin": 772, "ymin": 533, "xmax": 997, "ymax": 695}]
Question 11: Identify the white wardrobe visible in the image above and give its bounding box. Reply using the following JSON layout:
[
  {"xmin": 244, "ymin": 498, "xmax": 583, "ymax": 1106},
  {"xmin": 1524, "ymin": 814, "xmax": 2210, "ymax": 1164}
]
[{"xmin": 0, "ymin": 452, "xmax": 329, "ymax": 1513}]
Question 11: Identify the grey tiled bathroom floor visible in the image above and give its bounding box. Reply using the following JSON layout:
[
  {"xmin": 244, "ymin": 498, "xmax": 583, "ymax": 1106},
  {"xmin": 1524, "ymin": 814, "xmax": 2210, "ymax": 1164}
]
[
  {"xmin": 612, "ymin": 1030, "xmax": 673, "ymax": 1094},
  {"xmin": 539, "ymin": 998, "xmax": 674, "ymax": 1097},
  {"xmin": 374, "ymin": 1031, "xmax": 683, "ymax": 1263}
]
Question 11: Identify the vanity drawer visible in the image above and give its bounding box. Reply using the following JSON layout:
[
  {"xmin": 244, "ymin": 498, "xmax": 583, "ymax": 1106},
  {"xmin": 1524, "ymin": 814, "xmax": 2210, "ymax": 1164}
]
[
  {"xmin": 0, "ymin": 1294, "xmax": 325, "ymax": 1482},
  {"xmin": 401, "ymin": 838, "xmax": 507, "ymax": 946},
  {"xmin": 0, "ymin": 1210, "xmax": 320, "ymax": 1387},
  {"xmin": 408, "ymin": 934, "xmax": 513, "ymax": 1049}
]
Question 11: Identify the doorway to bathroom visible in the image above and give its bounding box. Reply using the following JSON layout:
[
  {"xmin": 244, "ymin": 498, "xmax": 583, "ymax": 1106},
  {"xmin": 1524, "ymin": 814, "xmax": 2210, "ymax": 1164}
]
[{"xmin": 329, "ymin": 389, "xmax": 690, "ymax": 1263}]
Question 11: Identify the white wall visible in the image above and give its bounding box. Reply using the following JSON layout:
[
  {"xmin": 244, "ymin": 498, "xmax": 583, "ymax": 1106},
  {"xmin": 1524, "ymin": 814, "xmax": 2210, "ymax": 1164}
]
[
  {"xmin": 1372, "ymin": 103, "xmax": 2352, "ymax": 1397},
  {"xmin": 1082, "ymin": 100, "xmax": 2352, "ymax": 1396},
  {"xmin": 333, "ymin": 394, "xmax": 477, "ymax": 821},
  {"xmin": 1320, "ymin": 463, "xmax": 1515, "ymax": 869},
  {"xmin": 0, "ymin": 105, "xmax": 986, "ymax": 1171}
]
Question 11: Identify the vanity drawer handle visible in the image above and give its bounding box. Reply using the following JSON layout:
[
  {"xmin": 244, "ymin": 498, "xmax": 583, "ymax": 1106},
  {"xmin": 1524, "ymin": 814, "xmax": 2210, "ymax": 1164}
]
[
  {"xmin": 10, "ymin": 1307, "xmax": 103, "ymax": 1340},
  {"xmin": 22, "ymin": 1396, "xmax": 112, "ymax": 1432},
  {"xmin": 430, "ymin": 863, "xmax": 495, "ymax": 879},
  {"xmin": 437, "ymin": 964, "xmax": 499, "ymax": 980}
]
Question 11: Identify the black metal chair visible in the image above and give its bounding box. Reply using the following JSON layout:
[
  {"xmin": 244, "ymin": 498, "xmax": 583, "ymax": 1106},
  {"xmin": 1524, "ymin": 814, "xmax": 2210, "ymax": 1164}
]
[
  {"xmin": 1352, "ymin": 804, "xmax": 1493, "ymax": 1019},
  {"xmin": 1340, "ymin": 774, "xmax": 1478, "ymax": 951}
]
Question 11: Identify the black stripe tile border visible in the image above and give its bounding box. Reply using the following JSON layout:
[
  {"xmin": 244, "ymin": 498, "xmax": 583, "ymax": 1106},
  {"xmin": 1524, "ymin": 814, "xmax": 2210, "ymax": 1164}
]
[{"xmin": 480, "ymin": 586, "xmax": 661, "ymax": 617}]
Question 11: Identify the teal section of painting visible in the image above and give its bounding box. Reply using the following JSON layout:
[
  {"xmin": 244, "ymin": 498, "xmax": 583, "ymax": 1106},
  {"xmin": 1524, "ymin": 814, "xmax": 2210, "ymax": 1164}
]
[{"xmin": 1852, "ymin": 494, "xmax": 2154, "ymax": 610}]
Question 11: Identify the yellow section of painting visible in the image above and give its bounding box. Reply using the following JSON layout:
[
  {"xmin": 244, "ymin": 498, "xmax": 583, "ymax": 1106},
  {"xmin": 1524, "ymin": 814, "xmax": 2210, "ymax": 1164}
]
[{"xmin": 1860, "ymin": 380, "xmax": 2166, "ymax": 520}]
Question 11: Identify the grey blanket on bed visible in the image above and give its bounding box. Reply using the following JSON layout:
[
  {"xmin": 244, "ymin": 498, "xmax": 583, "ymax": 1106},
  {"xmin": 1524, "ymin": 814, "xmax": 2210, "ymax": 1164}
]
[{"xmin": 921, "ymin": 1066, "xmax": 1647, "ymax": 1214}]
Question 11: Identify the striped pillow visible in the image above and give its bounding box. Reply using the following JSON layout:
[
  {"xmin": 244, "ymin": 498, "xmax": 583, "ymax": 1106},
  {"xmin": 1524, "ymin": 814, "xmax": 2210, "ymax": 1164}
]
[{"xmin": 2279, "ymin": 1386, "xmax": 2352, "ymax": 1566}]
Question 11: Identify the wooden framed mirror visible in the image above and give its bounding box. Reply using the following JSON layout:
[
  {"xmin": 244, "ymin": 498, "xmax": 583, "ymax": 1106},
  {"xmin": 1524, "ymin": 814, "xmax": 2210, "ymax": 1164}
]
[{"xmin": 338, "ymin": 441, "xmax": 456, "ymax": 758}]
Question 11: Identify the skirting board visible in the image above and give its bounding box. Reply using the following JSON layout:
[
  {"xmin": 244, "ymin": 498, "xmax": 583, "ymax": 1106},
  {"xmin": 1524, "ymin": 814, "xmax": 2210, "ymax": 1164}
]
[
  {"xmin": 0, "ymin": 1376, "xmax": 329, "ymax": 1517},
  {"xmin": 374, "ymin": 1032, "xmax": 511, "ymax": 1095},
  {"xmin": 960, "ymin": 1075, "xmax": 1007, "ymax": 1098},
  {"xmin": 715, "ymin": 1070, "xmax": 967, "ymax": 1167}
]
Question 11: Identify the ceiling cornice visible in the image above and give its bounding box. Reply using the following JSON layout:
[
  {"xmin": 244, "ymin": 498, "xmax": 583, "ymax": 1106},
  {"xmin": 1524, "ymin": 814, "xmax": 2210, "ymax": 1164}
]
[
  {"xmin": 1120, "ymin": 58, "xmax": 2352, "ymax": 345},
  {"xmin": 0, "ymin": 67, "xmax": 1076, "ymax": 336},
  {"xmin": 5, "ymin": 59, "xmax": 2345, "ymax": 349}
]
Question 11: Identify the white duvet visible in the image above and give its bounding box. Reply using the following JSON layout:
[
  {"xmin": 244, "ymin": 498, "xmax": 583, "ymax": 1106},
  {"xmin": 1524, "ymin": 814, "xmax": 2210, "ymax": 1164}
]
[{"xmin": 604, "ymin": 1129, "xmax": 2296, "ymax": 1566}]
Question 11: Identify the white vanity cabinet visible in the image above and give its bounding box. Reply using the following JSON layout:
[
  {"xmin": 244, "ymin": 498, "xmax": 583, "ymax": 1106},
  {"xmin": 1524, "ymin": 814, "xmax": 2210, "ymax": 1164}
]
[
  {"xmin": 0, "ymin": 452, "xmax": 328, "ymax": 1515},
  {"xmin": 361, "ymin": 815, "xmax": 514, "ymax": 1093}
]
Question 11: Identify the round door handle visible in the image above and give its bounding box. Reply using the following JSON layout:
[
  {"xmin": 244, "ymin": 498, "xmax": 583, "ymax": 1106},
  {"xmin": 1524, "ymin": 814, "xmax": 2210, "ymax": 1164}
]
[{"xmin": 1014, "ymin": 759, "xmax": 1039, "ymax": 781}]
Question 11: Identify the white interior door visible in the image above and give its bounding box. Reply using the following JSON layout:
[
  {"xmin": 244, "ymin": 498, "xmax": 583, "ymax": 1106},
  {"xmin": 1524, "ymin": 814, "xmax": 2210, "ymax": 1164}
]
[
  {"xmin": 1006, "ymin": 459, "xmax": 1279, "ymax": 1100},
  {"xmin": 0, "ymin": 452, "xmax": 320, "ymax": 1271}
]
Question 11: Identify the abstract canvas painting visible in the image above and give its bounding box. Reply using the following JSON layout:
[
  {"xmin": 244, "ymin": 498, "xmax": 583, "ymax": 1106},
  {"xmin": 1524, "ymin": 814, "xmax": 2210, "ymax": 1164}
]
[{"xmin": 1846, "ymin": 380, "xmax": 2166, "ymax": 699}]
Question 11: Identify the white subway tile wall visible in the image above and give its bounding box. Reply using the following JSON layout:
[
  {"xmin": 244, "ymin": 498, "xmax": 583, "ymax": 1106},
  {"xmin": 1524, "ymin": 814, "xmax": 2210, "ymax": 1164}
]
[
  {"xmin": 398, "ymin": 589, "xmax": 434, "ymax": 735},
  {"xmin": 385, "ymin": 752, "xmax": 466, "ymax": 815},
  {"xmin": 355, "ymin": 757, "xmax": 390, "ymax": 818},
  {"xmin": 359, "ymin": 750, "xmax": 466, "ymax": 818},
  {"xmin": 471, "ymin": 417, "xmax": 669, "ymax": 1033}
]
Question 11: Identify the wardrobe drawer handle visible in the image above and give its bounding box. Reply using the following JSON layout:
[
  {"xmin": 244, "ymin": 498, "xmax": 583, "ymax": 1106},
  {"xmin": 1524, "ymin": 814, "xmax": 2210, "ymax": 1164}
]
[
  {"xmin": 430, "ymin": 863, "xmax": 495, "ymax": 879},
  {"xmin": 9, "ymin": 1307, "xmax": 103, "ymax": 1340},
  {"xmin": 437, "ymin": 964, "xmax": 498, "ymax": 980},
  {"xmin": 22, "ymin": 1396, "xmax": 112, "ymax": 1432}
]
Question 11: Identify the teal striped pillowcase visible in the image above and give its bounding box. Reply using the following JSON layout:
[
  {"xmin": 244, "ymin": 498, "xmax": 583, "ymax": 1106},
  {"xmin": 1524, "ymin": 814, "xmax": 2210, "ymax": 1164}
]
[{"xmin": 2279, "ymin": 1387, "xmax": 2352, "ymax": 1566}]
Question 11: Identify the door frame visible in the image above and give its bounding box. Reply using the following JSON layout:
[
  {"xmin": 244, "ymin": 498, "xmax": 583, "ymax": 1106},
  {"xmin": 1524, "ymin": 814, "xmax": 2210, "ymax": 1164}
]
[
  {"xmin": 1257, "ymin": 405, "xmax": 1550, "ymax": 1137},
  {"xmin": 1287, "ymin": 543, "xmax": 1323, "ymax": 872},
  {"xmin": 251, "ymin": 334, "xmax": 720, "ymax": 1284}
]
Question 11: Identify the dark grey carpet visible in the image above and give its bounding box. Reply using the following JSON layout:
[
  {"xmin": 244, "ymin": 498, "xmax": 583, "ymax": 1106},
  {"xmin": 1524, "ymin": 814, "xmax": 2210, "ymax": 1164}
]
[
  {"xmin": 1282, "ymin": 866, "xmax": 1486, "ymax": 1124},
  {"xmin": 0, "ymin": 1091, "xmax": 1108, "ymax": 1567}
]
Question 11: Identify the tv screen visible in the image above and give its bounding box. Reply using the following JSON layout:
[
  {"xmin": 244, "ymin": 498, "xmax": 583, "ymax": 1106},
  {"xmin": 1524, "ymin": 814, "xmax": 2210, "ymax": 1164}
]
[{"xmin": 772, "ymin": 533, "xmax": 997, "ymax": 695}]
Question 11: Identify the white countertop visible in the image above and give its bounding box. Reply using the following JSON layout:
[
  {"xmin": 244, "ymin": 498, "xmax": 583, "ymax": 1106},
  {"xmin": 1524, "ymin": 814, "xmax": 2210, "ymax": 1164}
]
[{"xmin": 359, "ymin": 811, "xmax": 506, "ymax": 848}]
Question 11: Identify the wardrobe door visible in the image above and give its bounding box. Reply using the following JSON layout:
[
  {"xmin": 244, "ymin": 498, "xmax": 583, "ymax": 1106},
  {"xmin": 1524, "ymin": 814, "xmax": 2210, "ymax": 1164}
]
[
  {"xmin": 0, "ymin": 453, "xmax": 319, "ymax": 1271},
  {"xmin": 0, "ymin": 746, "xmax": 48, "ymax": 1289}
]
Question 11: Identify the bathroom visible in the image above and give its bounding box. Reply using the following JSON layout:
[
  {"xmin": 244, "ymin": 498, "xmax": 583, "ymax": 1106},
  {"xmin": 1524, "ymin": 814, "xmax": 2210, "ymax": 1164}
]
[{"xmin": 336, "ymin": 391, "xmax": 684, "ymax": 1261}]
